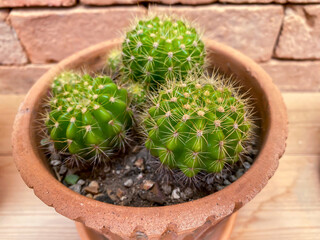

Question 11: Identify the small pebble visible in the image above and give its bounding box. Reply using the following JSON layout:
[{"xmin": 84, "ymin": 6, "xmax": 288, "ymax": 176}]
[
  {"xmin": 116, "ymin": 188, "xmax": 125, "ymax": 198},
  {"xmin": 50, "ymin": 160, "xmax": 61, "ymax": 166},
  {"xmin": 216, "ymin": 185, "xmax": 224, "ymax": 191},
  {"xmin": 86, "ymin": 193, "xmax": 93, "ymax": 199},
  {"xmin": 116, "ymin": 170, "xmax": 121, "ymax": 175},
  {"xmin": 89, "ymin": 181, "xmax": 99, "ymax": 188},
  {"xmin": 243, "ymin": 162, "xmax": 251, "ymax": 170},
  {"xmin": 246, "ymin": 145, "xmax": 254, "ymax": 154},
  {"xmin": 229, "ymin": 175, "xmax": 237, "ymax": 182},
  {"xmin": 246, "ymin": 156, "xmax": 254, "ymax": 163},
  {"xmin": 162, "ymin": 184, "xmax": 172, "ymax": 195},
  {"xmin": 142, "ymin": 180, "xmax": 155, "ymax": 190},
  {"xmin": 125, "ymin": 165, "xmax": 130, "ymax": 170},
  {"xmin": 84, "ymin": 186, "xmax": 99, "ymax": 195},
  {"xmin": 106, "ymin": 188, "xmax": 118, "ymax": 202},
  {"xmin": 120, "ymin": 196, "xmax": 127, "ymax": 201},
  {"xmin": 94, "ymin": 194, "xmax": 114, "ymax": 204},
  {"xmin": 180, "ymin": 192, "xmax": 187, "ymax": 200},
  {"xmin": 84, "ymin": 181, "xmax": 99, "ymax": 194},
  {"xmin": 48, "ymin": 144, "xmax": 55, "ymax": 153},
  {"xmin": 69, "ymin": 184, "xmax": 81, "ymax": 194},
  {"xmin": 172, "ymin": 188, "xmax": 180, "ymax": 199},
  {"xmin": 221, "ymin": 172, "xmax": 228, "ymax": 179},
  {"xmin": 136, "ymin": 173, "xmax": 143, "ymax": 180},
  {"xmin": 184, "ymin": 187, "xmax": 193, "ymax": 199},
  {"xmin": 236, "ymin": 169, "xmax": 245, "ymax": 178},
  {"xmin": 205, "ymin": 184, "xmax": 214, "ymax": 192},
  {"xmin": 223, "ymin": 179, "xmax": 231, "ymax": 186},
  {"xmin": 50, "ymin": 152, "xmax": 61, "ymax": 160},
  {"xmin": 247, "ymin": 145, "xmax": 259, "ymax": 156},
  {"xmin": 206, "ymin": 175, "xmax": 215, "ymax": 185},
  {"xmin": 65, "ymin": 174, "xmax": 80, "ymax": 185},
  {"xmin": 134, "ymin": 158, "xmax": 145, "ymax": 170},
  {"xmin": 124, "ymin": 179, "xmax": 134, "ymax": 188},
  {"xmin": 252, "ymin": 149, "xmax": 259, "ymax": 155},
  {"xmin": 59, "ymin": 165, "xmax": 68, "ymax": 175},
  {"xmin": 77, "ymin": 179, "xmax": 85, "ymax": 186}
]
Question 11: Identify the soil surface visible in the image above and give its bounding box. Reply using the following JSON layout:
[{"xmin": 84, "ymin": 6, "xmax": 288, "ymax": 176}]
[{"xmin": 49, "ymin": 143, "xmax": 258, "ymax": 207}]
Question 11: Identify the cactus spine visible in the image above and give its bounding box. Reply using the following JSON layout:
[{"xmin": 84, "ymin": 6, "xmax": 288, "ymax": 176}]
[
  {"xmin": 45, "ymin": 72, "xmax": 132, "ymax": 163},
  {"xmin": 143, "ymin": 74, "xmax": 254, "ymax": 177}
]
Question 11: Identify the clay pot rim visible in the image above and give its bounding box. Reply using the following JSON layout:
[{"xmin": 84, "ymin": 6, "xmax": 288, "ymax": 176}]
[{"xmin": 12, "ymin": 38, "xmax": 288, "ymax": 238}]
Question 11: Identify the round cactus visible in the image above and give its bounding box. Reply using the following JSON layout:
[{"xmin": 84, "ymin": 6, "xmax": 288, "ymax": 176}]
[
  {"xmin": 45, "ymin": 72, "xmax": 132, "ymax": 163},
  {"xmin": 143, "ymin": 75, "xmax": 254, "ymax": 177},
  {"xmin": 122, "ymin": 16, "xmax": 205, "ymax": 89}
]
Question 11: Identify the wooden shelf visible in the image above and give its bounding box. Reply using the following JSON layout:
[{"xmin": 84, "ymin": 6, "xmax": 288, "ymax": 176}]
[{"xmin": 1, "ymin": 93, "xmax": 319, "ymax": 239}]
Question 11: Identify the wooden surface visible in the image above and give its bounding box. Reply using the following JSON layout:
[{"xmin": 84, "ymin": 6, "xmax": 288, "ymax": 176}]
[{"xmin": 0, "ymin": 93, "xmax": 319, "ymax": 240}]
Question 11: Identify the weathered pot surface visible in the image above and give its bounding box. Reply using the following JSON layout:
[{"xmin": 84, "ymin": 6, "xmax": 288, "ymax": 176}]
[
  {"xmin": 75, "ymin": 212, "xmax": 238, "ymax": 240},
  {"xmin": 12, "ymin": 38, "xmax": 288, "ymax": 239}
]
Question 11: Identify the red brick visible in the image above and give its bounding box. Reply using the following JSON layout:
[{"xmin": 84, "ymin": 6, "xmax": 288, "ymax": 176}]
[
  {"xmin": 150, "ymin": 5, "xmax": 284, "ymax": 62},
  {"xmin": 0, "ymin": 64, "xmax": 52, "ymax": 94},
  {"xmin": 159, "ymin": 0, "xmax": 216, "ymax": 4},
  {"xmin": 275, "ymin": 5, "xmax": 320, "ymax": 60},
  {"xmin": 80, "ymin": 0, "xmax": 216, "ymax": 5},
  {"xmin": 80, "ymin": 0, "xmax": 137, "ymax": 5},
  {"xmin": 0, "ymin": 0, "xmax": 76, "ymax": 7},
  {"xmin": 0, "ymin": 9, "xmax": 27, "ymax": 65},
  {"xmin": 0, "ymin": 9, "xmax": 8, "ymax": 20},
  {"xmin": 219, "ymin": 0, "xmax": 320, "ymax": 3},
  {"xmin": 260, "ymin": 60, "xmax": 320, "ymax": 91},
  {"xmin": 9, "ymin": 6, "xmax": 146, "ymax": 64}
]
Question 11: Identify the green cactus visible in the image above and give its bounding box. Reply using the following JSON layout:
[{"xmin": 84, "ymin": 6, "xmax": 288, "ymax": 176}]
[
  {"xmin": 143, "ymin": 75, "xmax": 254, "ymax": 177},
  {"xmin": 126, "ymin": 82, "xmax": 146, "ymax": 106},
  {"xmin": 106, "ymin": 49, "xmax": 122, "ymax": 73},
  {"xmin": 45, "ymin": 72, "xmax": 133, "ymax": 163},
  {"xmin": 122, "ymin": 16, "xmax": 205, "ymax": 89}
]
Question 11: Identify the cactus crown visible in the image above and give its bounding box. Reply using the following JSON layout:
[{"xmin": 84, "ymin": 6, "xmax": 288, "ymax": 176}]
[
  {"xmin": 45, "ymin": 72, "xmax": 132, "ymax": 164},
  {"xmin": 122, "ymin": 15, "xmax": 205, "ymax": 89},
  {"xmin": 143, "ymin": 73, "xmax": 255, "ymax": 177}
]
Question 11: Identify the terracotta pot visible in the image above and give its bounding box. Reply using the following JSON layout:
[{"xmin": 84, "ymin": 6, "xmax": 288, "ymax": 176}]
[{"xmin": 12, "ymin": 38, "xmax": 288, "ymax": 240}]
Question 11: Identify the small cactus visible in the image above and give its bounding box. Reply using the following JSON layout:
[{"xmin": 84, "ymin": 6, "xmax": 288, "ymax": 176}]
[
  {"xmin": 142, "ymin": 74, "xmax": 254, "ymax": 177},
  {"xmin": 106, "ymin": 49, "xmax": 122, "ymax": 73},
  {"xmin": 45, "ymin": 72, "xmax": 132, "ymax": 163},
  {"xmin": 122, "ymin": 16, "xmax": 205, "ymax": 89},
  {"xmin": 126, "ymin": 82, "xmax": 146, "ymax": 106}
]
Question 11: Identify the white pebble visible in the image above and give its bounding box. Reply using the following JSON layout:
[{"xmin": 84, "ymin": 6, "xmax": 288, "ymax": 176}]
[
  {"xmin": 124, "ymin": 179, "xmax": 133, "ymax": 187},
  {"xmin": 172, "ymin": 188, "xmax": 181, "ymax": 199},
  {"xmin": 77, "ymin": 179, "xmax": 85, "ymax": 186},
  {"xmin": 50, "ymin": 160, "xmax": 61, "ymax": 166}
]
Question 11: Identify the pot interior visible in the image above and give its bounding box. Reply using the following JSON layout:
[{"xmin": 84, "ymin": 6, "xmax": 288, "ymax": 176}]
[{"xmin": 31, "ymin": 40, "xmax": 266, "ymax": 184}]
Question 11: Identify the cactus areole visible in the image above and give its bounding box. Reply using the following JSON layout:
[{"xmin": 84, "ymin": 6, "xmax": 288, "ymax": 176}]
[
  {"xmin": 122, "ymin": 16, "xmax": 205, "ymax": 89},
  {"xmin": 45, "ymin": 73, "xmax": 132, "ymax": 162},
  {"xmin": 143, "ymin": 76, "xmax": 254, "ymax": 177}
]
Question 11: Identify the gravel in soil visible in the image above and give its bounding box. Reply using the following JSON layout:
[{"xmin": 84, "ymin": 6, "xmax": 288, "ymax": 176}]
[{"xmin": 49, "ymin": 143, "xmax": 259, "ymax": 207}]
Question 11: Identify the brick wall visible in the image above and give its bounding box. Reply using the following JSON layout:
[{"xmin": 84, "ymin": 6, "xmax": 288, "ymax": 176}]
[{"xmin": 0, "ymin": 0, "xmax": 319, "ymax": 94}]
